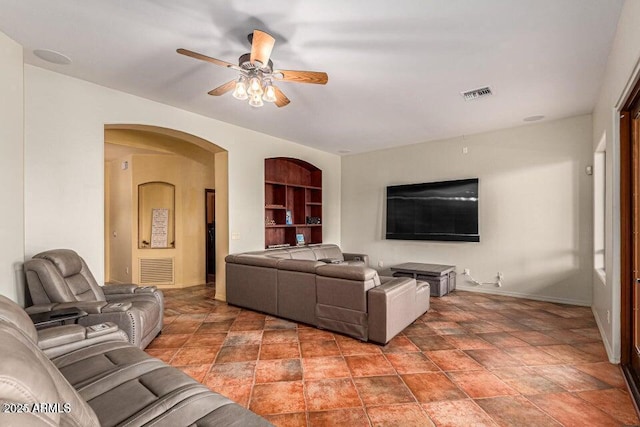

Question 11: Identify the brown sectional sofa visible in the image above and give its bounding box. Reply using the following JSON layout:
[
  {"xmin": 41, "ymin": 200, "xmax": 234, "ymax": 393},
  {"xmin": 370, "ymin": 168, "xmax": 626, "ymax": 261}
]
[
  {"xmin": 0, "ymin": 295, "xmax": 272, "ymax": 427},
  {"xmin": 225, "ymin": 244, "xmax": 430, "ymax": 343}
]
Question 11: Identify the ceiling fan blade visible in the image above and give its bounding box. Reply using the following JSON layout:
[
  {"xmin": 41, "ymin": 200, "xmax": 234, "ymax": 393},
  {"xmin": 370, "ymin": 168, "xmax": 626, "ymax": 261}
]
[
  {"xmin": 249, "ymin": 30, "xmax": 275, "ymax": 66},
  {"xmin": 177, "ymin": 48, "xmax": 241, "ymax": 71},
  {"xmin": 273, "ymin": 86, "xmax": 290, "ymax": 108},
  {"xmin": 274, "ymin": 70, "xmax": 328, "ymax": 85},
  {"xmin": 208, "ymin": 80, "xmax": 237, "ymax": 96}
]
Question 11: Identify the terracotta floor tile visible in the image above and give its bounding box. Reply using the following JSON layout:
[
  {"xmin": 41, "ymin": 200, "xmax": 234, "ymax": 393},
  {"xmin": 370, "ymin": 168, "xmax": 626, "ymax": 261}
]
[
  {"xmin": 255, "ymin": 358, "xmax": 303, "ymax": 383},
  {"xmin": 448, "ymin": 370, "xmax": 518, "ymax": 398},
  {"xmin": 184, "ymin": 332, "xmax": 227, "ymax": 347},
  {"xmin": 308, "ymin": 408, "xmax": 370, "ymax": 427},
  {"xmin": 175, "ymin": 364, "xmax": 211, "ymax": 382},
  {"xmin": 574, "ymin": 362, "xmax": 626, "ymax": 388},
  {"xmin": 262, "ymin": 329, "xmax": 298, "ymax": 344},
  {"xmin": 304, "ymin": 378, "xmax": 362, "ymax": 411},
  {"xmin": 366, "ymin": 403, "xmax": 435, "ymax": 427},
  {"xmin": 508, "ymin": 330, "xmax": 562, "ymax": 346},
  {"xmin": 532, "ymin": 365, "xmax": 610, "ymax": 392},
  {"xmin": 263, "ymin": 412, "xmax": 307, "ymax": 427},
  {"xmin": 145, "ymin": 348, "xmax": 178, "ymax": 363},
  {"xmin": 196, "ymin": 320, "xmax": 234, "ymax": 333},
  {"xmin": 208, "ymin": 381, "xmax": 253, "ymax": 408},
  {"xmin": 260, "ymin": 342, "xmax": 301, "ymax": 360},
  {"xmin": 230, "ymin": 320, "xmax": 266, "ymax": 331},
  {"xmin": 503, "ymin": 345, "xmax": 563, "ymax": 366},
  {"xmin": 215, "ymin": 344, "xmax": 260, "ymax": 364},
  {"xmin": 264, "ymin": 318, "xmax": 298, "ymax": 330},
  {"xmin": 170, "ymin": 346, "xmax": 218, "ymax": 366},
  {"xmin": 147, "ymin": 286, "xmax": 639, "ymax": 427},
  {"xmin": 403, "ymin": 322, "xmax": 439, "ymax": 336},
  {"xmin": 576, "ymin": 388, "xmax": 640, "ymax": 425},
  {"xmin": 477, "ymin": 332, "xmax": 530, "ymax": 348},
  {"xmin": 528, "ymin": 392, "xmax": 621, "ymax": 427},
  {"xmin": 543, "ymin": 328, "xmax": 599, "ymax": 344},
  {"xmin": 162, "ymin": 320, "xmax": 202, "ymax": 334},
  {"xmin": 402, "ymin": 372, "xmax": 467, "ymax": 402},
  {"xmin": 336, "ymin": 338, "xmax": 382, "ymax": 356},
  {"xmin": 204, "ymin": 361, "xmax": 256, "ymax": 387},
  {"xmin": 223, "ymin": 330, "xmax": 263, "ymax": 346},
  {"xmin": 465, "ymin": 348, "xmax": 523, "ymax": 369},
  {"xmin": 423, "ymin": 399, "xmax": 497, "ymax": 427},
  {"xmin": 146, "ymin": 333, "xmax": 191, "ymax": 349},
  {"xmin": 297, "ymin": 328, "xmax": 335, "ymax": 342},
  {"xmin": 381, "ymin": 335, "xmax": 419, "ymax": 353},
  {"xmin": 426, "ymin": 349, "xmax": 483, "ymax": 371},
  {"xmin": 300, "ymin": 340, "xmax": 341, "ymax": 358},
  {"xmin": 250, "ymin": 381, "xmax": 306, "ymax": 415},
  {"xmin": 407, "ymin": 334, "xmax": 456, "ymax": 351},
  {"xmin": 344, "ymin": 354, "xmax": 395, "ymax": 377},
  {"xmin": 538, "ymin": 344, "xmax": 603, "ymax": 364},
  {"xmin": 385, "ymin": 352, "xmax": 439, "ymax": 374},
  {"xmin": 302, "ymin": 356, "xmax": 351, "ymax": 380},
  {"xmin": 443, "ymin": 334, "xmax": 496, "ymax": 350},
  {"xmin": 353, "ymin": 375, "xmax": 414, "ymax": 406},
  {"xmin": 475, "ymin": 395, "xmax": 561, "ymax": 426}
]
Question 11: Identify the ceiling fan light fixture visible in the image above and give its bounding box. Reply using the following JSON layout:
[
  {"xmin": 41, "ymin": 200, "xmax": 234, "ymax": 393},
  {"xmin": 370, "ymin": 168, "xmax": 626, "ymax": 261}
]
[
  {"xmin": 249, "ymin": 93, "xmax": 264, "ymax": 108},
  {"xmin": 232, "ymin": 77, "xmax": 248, "ymax": 100},
  {"xmin": 247, "ymin": 75, "xmax": 263, "ymax": 96},
  {"xmin": 262, "ymin": 81, "xmax": 277, "ymax": 103}
]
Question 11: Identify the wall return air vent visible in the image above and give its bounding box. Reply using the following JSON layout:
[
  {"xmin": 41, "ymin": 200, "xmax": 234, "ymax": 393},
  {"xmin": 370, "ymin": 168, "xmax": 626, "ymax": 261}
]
[{"xmin": 462, "ymin": 86, "xmax": 493, "ymax": 101}]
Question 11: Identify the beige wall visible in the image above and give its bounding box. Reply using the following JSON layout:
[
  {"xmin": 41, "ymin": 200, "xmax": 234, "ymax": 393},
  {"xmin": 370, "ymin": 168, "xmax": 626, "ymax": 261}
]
[
  {"xmin": 342, "ymin": 115, "xmax": 593, "ymax": 306},
  {"xmin": 592, "ymin": 0, "xmax": 640, "ymax": 362},
  {"xmin": 0, "ymin": 31, "xmax": 25, "ymax": 304},
  {"xmin": 23, "ymin": 65, "xmax": 341, "ymax": 299}
]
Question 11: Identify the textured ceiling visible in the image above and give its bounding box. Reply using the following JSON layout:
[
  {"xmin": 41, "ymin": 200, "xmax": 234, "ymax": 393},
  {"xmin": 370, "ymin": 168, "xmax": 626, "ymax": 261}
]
[{"xmin": 0, "ymin": 0, "xmax": 623, "ymax": 154}]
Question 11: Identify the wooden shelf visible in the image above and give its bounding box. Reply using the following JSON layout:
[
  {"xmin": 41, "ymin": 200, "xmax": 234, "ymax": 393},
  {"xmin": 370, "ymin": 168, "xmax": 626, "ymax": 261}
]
[{"xmin": 265, "ymin": 158, "xmax": 322, "ymax": 248}]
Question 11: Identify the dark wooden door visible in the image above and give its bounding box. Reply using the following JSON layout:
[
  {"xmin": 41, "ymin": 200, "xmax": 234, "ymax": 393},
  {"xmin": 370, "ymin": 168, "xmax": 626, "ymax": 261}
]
[{"xmin": 621, "ymin": 80, "xmax": 640, "ymax": 407}]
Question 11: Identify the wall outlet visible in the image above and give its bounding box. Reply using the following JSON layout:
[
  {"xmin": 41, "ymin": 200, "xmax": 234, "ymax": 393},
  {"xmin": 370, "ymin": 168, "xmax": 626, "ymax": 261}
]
[
  {"xmin": 125, "ymin": 267, "xmax": 129, "ymax": 275},
  {"xmin": 497, "ymin": 272, "xmax": 504, "ymax": 280},
  {"xmin": 462, "ymin": 147, "xmax": 469, "ymax": 154},
  {"xmin": 231, "ymin": 232, "xmax": 240, "ymax": 240},
  {"xmin": 607, "ymin": 310, "xmax": 611, "ymax": 324},
  {"xmin": 378, "ymin": 260, "xmax": 384, "ymax": 268},
  {"xmin": 463, "ymin": 268, "xmax": 470, "ymax": 275}
]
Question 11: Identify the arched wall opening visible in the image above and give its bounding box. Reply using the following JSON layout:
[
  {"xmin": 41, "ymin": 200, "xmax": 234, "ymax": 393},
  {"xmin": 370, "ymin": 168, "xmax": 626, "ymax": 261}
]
[{"xmin": 104, "ymin": 124, "xmax": 229, "ymax": 298}]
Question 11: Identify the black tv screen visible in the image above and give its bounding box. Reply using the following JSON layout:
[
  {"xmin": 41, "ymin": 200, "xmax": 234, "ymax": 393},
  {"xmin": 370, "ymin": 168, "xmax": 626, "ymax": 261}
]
[{"xmin": 386, "ymin": 178, "xmax": 479, "ymax": 242}]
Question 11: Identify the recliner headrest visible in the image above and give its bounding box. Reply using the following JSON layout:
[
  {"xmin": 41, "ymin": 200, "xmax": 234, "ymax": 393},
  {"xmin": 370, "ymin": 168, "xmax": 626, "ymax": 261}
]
[{"xmin": 35, "ymin": 249, "xmax": 83, "ymax": 278}]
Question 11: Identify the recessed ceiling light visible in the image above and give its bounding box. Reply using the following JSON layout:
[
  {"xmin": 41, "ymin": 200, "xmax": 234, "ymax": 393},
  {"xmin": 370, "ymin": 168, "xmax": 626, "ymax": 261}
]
[
  {"xmin": 338, "ymin": 149, "xmax": 351, "ymax": 154},
  {"xmin": 523, "ymin": 115, "xmax": 545, "ymax": 122},
  {"xmin": 33, "ymin": 49, "xmax": 72, "ymax": 65}
]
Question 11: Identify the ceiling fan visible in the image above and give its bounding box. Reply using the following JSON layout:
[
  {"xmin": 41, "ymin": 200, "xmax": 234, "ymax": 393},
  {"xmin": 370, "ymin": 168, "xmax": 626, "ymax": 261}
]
[{"xmin": 177, "ymin": 29, "xmax": 328, "ymax": 108}]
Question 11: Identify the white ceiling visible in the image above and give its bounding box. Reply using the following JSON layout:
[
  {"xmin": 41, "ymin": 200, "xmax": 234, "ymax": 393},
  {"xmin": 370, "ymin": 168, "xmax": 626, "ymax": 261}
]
[{"xmin": 0, "ymin": 0, "xmax": 623, "ymax": 154}]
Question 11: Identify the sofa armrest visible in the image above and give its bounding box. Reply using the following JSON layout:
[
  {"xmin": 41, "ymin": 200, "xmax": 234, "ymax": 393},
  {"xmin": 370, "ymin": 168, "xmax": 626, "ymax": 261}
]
[
  {"xmin": 102, "ymin": 284, "xmax": 158, "ymax": 295},
  {"xmin": 343, "ymin": 253, "xmax": 369, "ymax": 266},
  {"xmin": 367, "ymin": 277, "xmax": 417, "ymax": 344},
  {"xmin": 37, "ymin": 322, "xmax": 128, "ymax": 358},
  {"xmin": 27, "ymin": 301, "xmax": 107, "ymax": 315},
  {"xmin": 102, "ymin": 302, "xmax": 133, "ymax": 312}
]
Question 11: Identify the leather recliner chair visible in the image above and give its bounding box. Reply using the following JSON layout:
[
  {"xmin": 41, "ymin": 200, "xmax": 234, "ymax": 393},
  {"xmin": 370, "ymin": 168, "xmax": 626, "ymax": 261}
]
[{"xmin": 24, "ymin": 249, "xmax": 164, "ymax": 349}]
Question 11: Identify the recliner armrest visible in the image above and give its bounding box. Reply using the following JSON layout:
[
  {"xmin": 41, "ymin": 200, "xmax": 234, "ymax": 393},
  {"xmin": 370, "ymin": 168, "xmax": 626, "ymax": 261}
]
[
  {"xmin": 102, "ymin": 302, "xmax": 133, "ymax": 312},
  {"xmin": 36, "ymin": 322, "xmax": 128, "ymax": 358},
  {"xmin": 27, "ymin": 301, "xmax": 107, "ymax": 314},
  {"xmin": 343, "ymin": 253, "xmax": 369, "ymax": 266},
  {"xmin": 102, "ymin": 284, "xmax": 137, "ymax": 294}
]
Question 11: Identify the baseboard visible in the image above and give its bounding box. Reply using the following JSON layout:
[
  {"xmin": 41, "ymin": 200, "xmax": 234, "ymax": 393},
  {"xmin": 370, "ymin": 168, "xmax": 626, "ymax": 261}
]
[
  {"xmin": 454, "ymin": 285, "xmax": 591, "ymax": 307},
  {"xmin": 592, "ymin": 305, "xmax": 618, "ymax": 363}
]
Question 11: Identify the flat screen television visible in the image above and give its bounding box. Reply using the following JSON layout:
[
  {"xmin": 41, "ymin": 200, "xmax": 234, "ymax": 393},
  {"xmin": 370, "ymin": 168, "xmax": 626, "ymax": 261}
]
[{"xmin": 386, "ymin": 178, "xmax": 479, "ymax": 242}]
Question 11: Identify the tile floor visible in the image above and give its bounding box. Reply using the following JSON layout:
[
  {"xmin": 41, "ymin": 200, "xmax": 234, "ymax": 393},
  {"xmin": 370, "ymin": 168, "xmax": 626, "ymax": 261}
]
[{"xmin": 146, "ymin": 285, "xmax": 640, "ymax": 426}]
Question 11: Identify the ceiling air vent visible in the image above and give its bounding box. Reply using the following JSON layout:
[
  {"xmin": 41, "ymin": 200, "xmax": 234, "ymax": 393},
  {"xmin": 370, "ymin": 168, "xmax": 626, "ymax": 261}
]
[{"xmin": 462, "ymin": 86, "xmax": 493, "ymax": 101}]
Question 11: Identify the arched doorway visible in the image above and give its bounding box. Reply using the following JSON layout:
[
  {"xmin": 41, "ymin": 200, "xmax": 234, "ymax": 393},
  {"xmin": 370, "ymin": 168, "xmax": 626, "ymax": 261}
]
[{"xmin": 103, "ymin": 125, "xmax": 229, "ymax": 297}]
